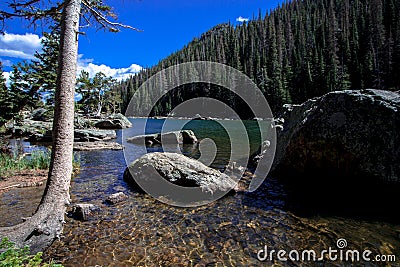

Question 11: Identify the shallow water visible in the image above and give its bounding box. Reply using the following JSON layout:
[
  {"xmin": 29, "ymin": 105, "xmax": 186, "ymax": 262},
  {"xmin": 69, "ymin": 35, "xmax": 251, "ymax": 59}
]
[{"xmin": 1, "ymin": 118, "xmax": 399, "ymax": 266}]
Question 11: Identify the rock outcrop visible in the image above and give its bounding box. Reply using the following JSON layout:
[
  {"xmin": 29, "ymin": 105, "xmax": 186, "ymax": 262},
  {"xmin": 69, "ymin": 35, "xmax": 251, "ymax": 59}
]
[
  {"xmin": 268, "ymin": 89, "xmax": 400, "ymax": 183},
  {"xmin": 68, "ymin": 203, "xmax": 100, "ymax": 221},
  {"xmin": 123, "ymin": 152, "xmax": 237, "ymax": 195},
  {"xmin": 126, "ymin": 130, "xmax": 198, "ymax": 146},
  {"xmin": 94, "ymin": 113, "xmax": 132, "ymax": 129},
  {"xmin": 10, "ymin": 120, "xmax": 52, "ymax": 139},
  {"xmin": 73, "ymin": 141, "xmax": 123, "ymax": 151},
  {"xmin": 28, "ymin": 129, "xmax": 117, "ymax": 143},
  {"xmin": 105, "ymin": 192, "xmax": 129, "ymax": 204},
  {"xmin": 74, "ymin": 129, "xmax": 117, "ymax": 142},
  {"xmin": 31, "ymin": 108, "xmax": 51, "ymax": 121}
]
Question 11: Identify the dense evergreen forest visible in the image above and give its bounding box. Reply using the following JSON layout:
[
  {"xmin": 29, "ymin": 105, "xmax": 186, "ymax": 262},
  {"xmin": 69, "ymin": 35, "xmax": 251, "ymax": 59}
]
[{"xmin": 117, "ymin": 0, "xmax": 400, "ymax": 117}]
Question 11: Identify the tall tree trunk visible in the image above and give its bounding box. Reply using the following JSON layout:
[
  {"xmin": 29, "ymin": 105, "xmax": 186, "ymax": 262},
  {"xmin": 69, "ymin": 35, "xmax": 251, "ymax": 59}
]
[{"xmin": 0, "ymin": 0, "xmax": 81, "ymax": 253}]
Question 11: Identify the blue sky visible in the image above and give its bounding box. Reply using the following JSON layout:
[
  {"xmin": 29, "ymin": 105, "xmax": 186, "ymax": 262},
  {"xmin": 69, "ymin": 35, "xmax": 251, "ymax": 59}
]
[{"xmin": 0, "ymin": 0, "xmax": 282, "ymax": 81}]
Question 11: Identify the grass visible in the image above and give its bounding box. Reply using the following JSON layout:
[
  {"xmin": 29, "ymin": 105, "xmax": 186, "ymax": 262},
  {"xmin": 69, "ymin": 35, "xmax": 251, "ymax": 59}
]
[
  {"xmin": 0, "ymin": 149, "xmax": 80, "ymax": 178},
  {"xmin": 0, "ymin": 238, "xmax": 62, "ymax": 267}
]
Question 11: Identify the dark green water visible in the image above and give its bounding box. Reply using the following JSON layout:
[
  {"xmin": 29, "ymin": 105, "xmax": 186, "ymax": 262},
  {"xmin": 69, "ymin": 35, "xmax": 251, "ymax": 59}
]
[{"xmin": 1, "ymin": 118, "xmax": 399, "ymax": 266}]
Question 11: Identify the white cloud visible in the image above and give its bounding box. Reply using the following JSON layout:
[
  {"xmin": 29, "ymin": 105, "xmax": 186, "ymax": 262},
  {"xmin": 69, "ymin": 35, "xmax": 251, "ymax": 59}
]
[
  {"xmin": 77, "ymin": 54, "xmax": 142, "ymax": 81},
  {"xmin": 0, "ymin": 32, "xmax": 42, "ymax": 60},
  {"xmin": 0, "ymin": 58, "xmax": 13, "ymax": 67},
  {"xmin": 0, "ymin": 34, "xmax": 142, "ymax": 85},
  {"xmin": 236, "ymin": 16, "xmax": 249, "ymax": 23},
  {"xmin": 1, "ymin": 71, "xmax": 11, "ymax": 87}
]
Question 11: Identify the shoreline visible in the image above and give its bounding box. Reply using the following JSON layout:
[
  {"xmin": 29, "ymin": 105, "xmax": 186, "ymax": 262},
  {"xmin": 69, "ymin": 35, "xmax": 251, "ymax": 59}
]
[{"xmin": 0, "ymin": 169, "xmax": 47, "ymax": 195}]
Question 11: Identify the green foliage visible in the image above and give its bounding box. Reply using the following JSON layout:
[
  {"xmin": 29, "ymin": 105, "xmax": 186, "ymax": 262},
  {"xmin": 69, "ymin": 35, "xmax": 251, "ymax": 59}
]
[
  {"xmin": 30, "ymin": 23, "xmax": 61, "ymax": 106},
  {"xmin": 117, "ymin": 0, "xmax": 400, "ymax": 117},
  {"xmin": 0, "ymin": 149, "xmax": 81, "ymax": 177},
  {"xmin": 0, "ymin": 62, "xmax": 9, "ymax": 126},
  {"xmin": 0, "ymin": 150, "xmax": 51, "ymax": 177},
  {"xmin": 0, "ymin": 23, "xmax": 60, "ymax": 128},
  {"xmin": 0, "ymin": 237, "xmax": 62, "ymax": 267},
  {"xmin": 76, "ymin": 70, "xmax": 118, "ymax": 116}
]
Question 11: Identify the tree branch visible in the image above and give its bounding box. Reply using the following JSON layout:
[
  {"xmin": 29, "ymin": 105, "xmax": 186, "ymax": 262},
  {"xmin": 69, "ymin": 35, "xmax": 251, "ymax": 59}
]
[
  {"xmin": 81, "ymin": 0, "xmax": 142, "ymax": 32},
  {"xmin": 0, "ymin": 1, "xmax": 64, "ymax": 31}
]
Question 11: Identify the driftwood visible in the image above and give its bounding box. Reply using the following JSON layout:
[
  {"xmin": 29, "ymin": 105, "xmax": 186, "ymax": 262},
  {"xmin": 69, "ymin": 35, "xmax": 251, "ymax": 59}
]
[{"xmin": 0, "ymin": 179, "xmax": 47, "ymax": 191}]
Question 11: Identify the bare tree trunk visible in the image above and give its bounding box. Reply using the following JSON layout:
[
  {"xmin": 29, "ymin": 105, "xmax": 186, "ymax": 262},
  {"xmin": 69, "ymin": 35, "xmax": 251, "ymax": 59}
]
[
  {"xmin": 96, "ymin": 90, "xmax": 103, "ymax": 116},
  {"xmin": 0, "ymin": 0, "xmax": 81, "ymax": 253}
]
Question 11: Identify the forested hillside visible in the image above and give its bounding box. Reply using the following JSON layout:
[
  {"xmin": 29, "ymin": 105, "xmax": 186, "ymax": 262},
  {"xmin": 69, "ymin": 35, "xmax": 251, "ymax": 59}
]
[{"xmin": 117, "ymin": 0, "xmax": 400, "ymax": 117}]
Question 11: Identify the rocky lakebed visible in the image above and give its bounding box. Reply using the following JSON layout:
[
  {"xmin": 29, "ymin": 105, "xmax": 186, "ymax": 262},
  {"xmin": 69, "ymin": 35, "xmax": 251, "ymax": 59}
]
[{"xmin": 0, "ymin": 89, "xmax": 399, "ymax": 266}]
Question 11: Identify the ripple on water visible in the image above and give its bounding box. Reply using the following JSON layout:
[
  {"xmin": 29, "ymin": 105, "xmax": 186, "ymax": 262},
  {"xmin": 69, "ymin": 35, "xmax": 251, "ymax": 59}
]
[
  {"xmin": 45, "ymin": 186, "xmax": 400, "ymax": 266},
  {"xmin": 2, "ymin": 121, "xmax": 399, "ymax": 266}
]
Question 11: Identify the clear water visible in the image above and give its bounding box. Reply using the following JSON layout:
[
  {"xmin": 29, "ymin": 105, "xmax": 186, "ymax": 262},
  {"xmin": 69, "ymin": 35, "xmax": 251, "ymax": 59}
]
[{"xmin": 1, "ymin": 118, "xmax": 399, "ymax": 266}]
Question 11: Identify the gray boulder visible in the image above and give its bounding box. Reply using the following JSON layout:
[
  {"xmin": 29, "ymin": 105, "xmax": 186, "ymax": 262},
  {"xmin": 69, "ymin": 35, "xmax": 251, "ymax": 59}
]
[
  {"xmin": 31, "ymin": 108, "xmax": 50, "ymax": 121},
  {"xmin": 74, "ymin": 129, "xmax": 116, "ymax": 142},
  {"xmin": 10, "ymin": 119, "xmax": 51, "ymax": 139},
  {"xmin": 126, "ymin": 130, "xmax": 198, "ymax": 146},
  {"xmin": 126, "ymin": 133, "xmax": 160, "ymax": 146},
  {"xmin": 94, "ymin": 113, "xmax": 132, "ymax": 129},
  {"xmin": 73, "ymin": 141, "xmax": 123, "ymax": 151},
  {"xmin": 105, "ymin": 192, "xmax": 129, "ymax": 204},
  {"xmin": 269, "ymin": 89, "xmax": 400, "ymax": 183},
  {"xmin": 27, "ymin": 128, "xmax": 116, "ymax": 142},
  {"xmin": 193, "ymin": 114, "xmax": 210, "ymax": 120},
  {"xmin": 123, "ymin": 152, "xmax": 237, "ymax": 195},
  {"xmin": 69, "ymin": 203, "xmax": 100, "ymax": 221}
]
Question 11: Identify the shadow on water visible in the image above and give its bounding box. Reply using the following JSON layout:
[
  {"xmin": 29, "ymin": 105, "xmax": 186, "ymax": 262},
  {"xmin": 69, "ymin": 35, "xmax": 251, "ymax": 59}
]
[{"xmin": 275, "ymin": 171, "xmax": 400, "ymax": 224}]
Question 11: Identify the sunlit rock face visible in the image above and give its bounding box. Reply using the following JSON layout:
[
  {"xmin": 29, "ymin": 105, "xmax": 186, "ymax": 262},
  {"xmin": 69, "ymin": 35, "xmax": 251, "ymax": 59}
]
[{"xmin": 124, "ymin": 152, "xmax": 237, "ymax": 196}]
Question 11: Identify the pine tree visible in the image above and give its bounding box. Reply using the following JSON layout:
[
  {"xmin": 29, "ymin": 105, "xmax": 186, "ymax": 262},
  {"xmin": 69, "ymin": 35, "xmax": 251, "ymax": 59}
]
[
  {"xmin": 30, "ymin": 23, "xmax": 61, "ymax": 106},
  {"xmin": 116, "ymin": 0, "xmax": 400, "ymax": 116},
  {"xmin": 0, "ymin": 62, "xmax": 12, "ymax": 125}
]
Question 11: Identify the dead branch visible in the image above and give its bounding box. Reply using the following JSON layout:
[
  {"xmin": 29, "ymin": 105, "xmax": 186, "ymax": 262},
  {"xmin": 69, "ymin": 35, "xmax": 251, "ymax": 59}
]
[{"xmin": 81, "ymin": 0, "xmax": 142, "ymax": 32}]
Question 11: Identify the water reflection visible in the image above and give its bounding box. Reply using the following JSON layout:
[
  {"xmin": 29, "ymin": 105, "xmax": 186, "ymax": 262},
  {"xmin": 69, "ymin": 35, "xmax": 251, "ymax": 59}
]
[{"xmin": 1, "ymin": 118, "xmax": 399, "ymax": 266}]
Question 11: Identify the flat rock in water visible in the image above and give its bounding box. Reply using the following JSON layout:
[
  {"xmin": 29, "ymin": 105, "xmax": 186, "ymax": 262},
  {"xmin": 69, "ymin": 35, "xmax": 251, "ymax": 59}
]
[
  {"xmin": 73, "ymin": 141, "xmax": 123, "ymax": 151},
  {"xmin": 27, "ymin": 128, "xmax": 117, "ymax": 142},
  {"xmin": 126, "ymin": 134, "xmax": 160, "ymax": 146},
  {"xmin": 123, "ymin": 152, "xmax": 237, "ymax": 196},
  {"xmin": 126, "ymin": 130, "xmax": 197, "ymax": 146},
  {"xmin": 74, "ymin": 129, "xmax": 116, "ymax": 142},
  {"xmin": 106, "ymin": 192, "xmax": 128, "ymax": 204}
]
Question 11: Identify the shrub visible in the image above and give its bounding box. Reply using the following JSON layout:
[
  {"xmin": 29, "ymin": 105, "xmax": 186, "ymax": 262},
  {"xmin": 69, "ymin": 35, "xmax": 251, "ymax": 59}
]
[
  {"xmin": 0, "ymin": 238, "xmax": 62, "ymax": 267},
  {"xmin": 0, "ymin": 149, "xmax": 80, "ymax": 177}
]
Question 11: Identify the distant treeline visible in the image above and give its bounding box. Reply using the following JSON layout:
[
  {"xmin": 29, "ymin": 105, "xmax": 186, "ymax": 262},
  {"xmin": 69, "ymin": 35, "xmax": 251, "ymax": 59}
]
[{"xmin": 116, "ymin": 0, "xmax": 400, "ymax": 118}]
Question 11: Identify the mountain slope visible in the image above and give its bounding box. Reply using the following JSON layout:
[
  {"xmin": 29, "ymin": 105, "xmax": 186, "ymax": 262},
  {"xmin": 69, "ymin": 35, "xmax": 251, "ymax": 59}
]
[{"xmin": 117, "ymin": 0, "xmax": 400, "ymax": 117}]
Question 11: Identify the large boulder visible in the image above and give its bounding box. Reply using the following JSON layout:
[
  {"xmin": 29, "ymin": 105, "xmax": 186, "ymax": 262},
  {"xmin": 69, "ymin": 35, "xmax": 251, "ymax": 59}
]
[
  {"xmin": 28, "ymin": 128, "xmax": 116, "ymax": 143},
  {"xmin": 10, "ymin": 120, "xmax": 52, "ymax": 139},
  {"xmin": 269, "ymin": 89, "xmax": 400, "ymax": 183},
  {"xmin": 94, "ymin": 113, "xmax": 132, "ymax": 129},
  {"xmin": 74, "ymin": 129, "xmax": 116, "ymax": 142},
  {"xmin": 123, "ymin": 152, "xmax": 237, "ymax": 196},
  {"xmin": 126, "ymin": 130, "xmax": 198, "ymax": 146},
  {"xmin": 74, "ymin": 115, "xmax": 95, "ymax": 129}
]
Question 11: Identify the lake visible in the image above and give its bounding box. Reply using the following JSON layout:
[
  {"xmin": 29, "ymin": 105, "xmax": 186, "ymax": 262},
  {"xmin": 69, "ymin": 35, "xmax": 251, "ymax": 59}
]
[{"xmin": 1, "ymin": 118, "xmax": 399, "ymax": 266}]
